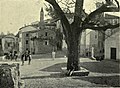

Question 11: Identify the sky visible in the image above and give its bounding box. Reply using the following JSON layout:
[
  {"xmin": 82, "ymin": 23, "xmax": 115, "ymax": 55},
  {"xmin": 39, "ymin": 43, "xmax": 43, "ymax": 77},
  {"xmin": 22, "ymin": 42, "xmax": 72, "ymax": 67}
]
[{"xmin": 0, "ymin": 0, "xmax": 119, "ymax": 35}]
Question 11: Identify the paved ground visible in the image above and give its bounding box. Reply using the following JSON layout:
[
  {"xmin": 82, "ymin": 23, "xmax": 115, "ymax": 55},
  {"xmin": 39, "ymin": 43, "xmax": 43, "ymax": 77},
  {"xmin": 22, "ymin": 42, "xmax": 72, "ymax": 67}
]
[{"xmin": 19, "ymin": 57, "xmax": 120, "ymax": 88}]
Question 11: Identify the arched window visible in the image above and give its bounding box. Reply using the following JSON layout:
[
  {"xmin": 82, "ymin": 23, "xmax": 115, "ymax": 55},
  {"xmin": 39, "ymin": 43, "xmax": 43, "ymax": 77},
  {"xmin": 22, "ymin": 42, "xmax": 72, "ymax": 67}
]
[{"xmin": 44, "ymin": 41, "xmax": 49, "ymax": 45}]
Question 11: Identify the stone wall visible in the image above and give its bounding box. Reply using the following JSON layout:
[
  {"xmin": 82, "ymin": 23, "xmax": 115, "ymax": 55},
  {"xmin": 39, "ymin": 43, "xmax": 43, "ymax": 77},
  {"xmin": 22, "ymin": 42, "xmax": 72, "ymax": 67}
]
[{"xmin": 0, "ymin": 62, "xmax": 23, "ymax": 88}]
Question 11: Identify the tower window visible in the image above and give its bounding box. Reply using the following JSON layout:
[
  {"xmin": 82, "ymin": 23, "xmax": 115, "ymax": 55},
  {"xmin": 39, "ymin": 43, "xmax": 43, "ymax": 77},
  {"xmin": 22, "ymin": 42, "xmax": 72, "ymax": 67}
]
[
  {"xmin": 45, "ymin": 41, "xmax": 47, "ymax": 45},
  {"xmin": 45, "ymin": 32, "xmax": 48, "ymax": 36}
]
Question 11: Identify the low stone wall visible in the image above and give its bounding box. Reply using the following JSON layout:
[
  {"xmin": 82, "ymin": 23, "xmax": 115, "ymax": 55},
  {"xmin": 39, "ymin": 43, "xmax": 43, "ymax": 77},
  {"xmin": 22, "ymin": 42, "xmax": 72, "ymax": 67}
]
[{"xmin": 0, "ymin": 62, "xmax": 24, "ymax": 88}]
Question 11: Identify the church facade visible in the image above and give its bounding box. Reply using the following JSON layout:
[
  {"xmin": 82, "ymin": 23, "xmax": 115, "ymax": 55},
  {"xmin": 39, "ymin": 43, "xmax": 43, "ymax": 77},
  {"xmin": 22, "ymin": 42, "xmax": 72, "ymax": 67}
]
[{"xmin": 18, "ymin": 8, "xmax": 56, "ymax": 54}]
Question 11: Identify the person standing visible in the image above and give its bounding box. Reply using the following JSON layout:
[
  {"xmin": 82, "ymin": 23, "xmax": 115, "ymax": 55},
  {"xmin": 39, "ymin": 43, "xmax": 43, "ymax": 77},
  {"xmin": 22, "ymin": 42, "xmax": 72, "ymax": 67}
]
[
  {"xmin": 14, "ymin": 51, "xmax": 18, "ymax": 61},
  {"xmin": 24, "ymin": 51, "xmax": 27, "ymax": 61},
  {"xmin": 52, "ymin": 51, "xmax": 56, "ymax": 60},
  {"xmin": 28, "ymin": 54, "xmax": 32, "ymax": 65},
  {"xmin": 21, "ymin": 52, "xmax": 25, "ymax": 66},
  {"xmin": 25, "ymin": 49, "xmax": 31, "ymax": 65},
  {"xmin": 9, "ymin": 51, "xmax": 13, "ymax": 61},
  {"xmin": 27, "ymin": 50, "xmax": 32, "ymax": 65}
]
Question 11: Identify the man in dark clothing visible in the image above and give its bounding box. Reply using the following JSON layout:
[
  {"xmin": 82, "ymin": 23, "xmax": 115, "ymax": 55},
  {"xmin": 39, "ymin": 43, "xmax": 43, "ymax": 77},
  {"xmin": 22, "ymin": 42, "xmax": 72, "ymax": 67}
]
[
  {"xmin": 14, "ymin": 51, "xmax": 18, "ymax": 61},
  {"xmin": 28, "ymin": 54, "xmax": 32, "ymax": 65},
  {"xmin": 25, "ymin": 49, "xmax": 31, "ymax": 65},
  {"xmin": 21, "ymin": 53, "xmax": 25, "ymax": 66},
  {"xmin": 9, "ymin": 51, "xmax": 13, "ymax": 61}
]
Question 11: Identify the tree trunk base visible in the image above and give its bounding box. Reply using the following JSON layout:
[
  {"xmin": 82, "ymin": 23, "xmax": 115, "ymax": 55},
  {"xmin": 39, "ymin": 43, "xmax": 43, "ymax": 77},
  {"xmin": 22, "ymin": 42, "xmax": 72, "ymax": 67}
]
[{"xmin": 61, "ymin": 67, "xmax": 89, "ymax": 76}]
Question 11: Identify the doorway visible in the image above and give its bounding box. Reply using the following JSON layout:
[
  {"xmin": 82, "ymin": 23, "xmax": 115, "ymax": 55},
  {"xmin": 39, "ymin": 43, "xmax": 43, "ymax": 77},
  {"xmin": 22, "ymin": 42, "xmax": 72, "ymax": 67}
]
[{"xmin": 110, "ymin": 48, "xmax": 116, "ymax": 60}]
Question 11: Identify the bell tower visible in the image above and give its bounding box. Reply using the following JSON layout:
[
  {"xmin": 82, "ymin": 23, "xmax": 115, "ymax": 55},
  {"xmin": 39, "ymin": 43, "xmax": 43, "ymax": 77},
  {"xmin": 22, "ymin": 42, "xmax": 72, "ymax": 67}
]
[{"xmin": 40, "ymin": 7, "xmax": 44, "ymax": 23}]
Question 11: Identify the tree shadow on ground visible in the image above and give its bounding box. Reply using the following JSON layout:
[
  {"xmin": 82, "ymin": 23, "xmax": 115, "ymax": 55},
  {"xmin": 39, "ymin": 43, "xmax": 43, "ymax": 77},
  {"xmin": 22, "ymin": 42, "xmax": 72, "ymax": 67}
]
[
  {"xmin": 80, "ymin": 61, "xmax": 119, "ymax": 73},
  {"xmin": 73, "ymin": 75, "xmax": 120, "ymax": 87},
  {"xmin": 40, "ymin": 61, "xmax": 119, "ymax": 73},
  {"xmin": 21, "ymin": 73, "xmax": 66, "ymax": 80},
  {"xmin": 40, "ymin": 63, "xmax": 66, "ymax": 72}
]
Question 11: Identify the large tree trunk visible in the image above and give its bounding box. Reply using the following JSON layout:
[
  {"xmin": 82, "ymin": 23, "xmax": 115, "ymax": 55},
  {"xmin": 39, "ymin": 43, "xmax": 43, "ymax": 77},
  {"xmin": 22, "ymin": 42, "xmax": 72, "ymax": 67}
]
[{"xmin": 67, "ymin": 32, "xmax": 81, "ymax": 71}]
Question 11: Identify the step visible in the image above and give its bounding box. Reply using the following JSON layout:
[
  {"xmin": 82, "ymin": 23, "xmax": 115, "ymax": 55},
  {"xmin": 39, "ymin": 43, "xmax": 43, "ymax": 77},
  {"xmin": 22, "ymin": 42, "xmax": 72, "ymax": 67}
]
[{"xmin": 61, "ymin": 67, "xmax": 89, "ymax": 76}]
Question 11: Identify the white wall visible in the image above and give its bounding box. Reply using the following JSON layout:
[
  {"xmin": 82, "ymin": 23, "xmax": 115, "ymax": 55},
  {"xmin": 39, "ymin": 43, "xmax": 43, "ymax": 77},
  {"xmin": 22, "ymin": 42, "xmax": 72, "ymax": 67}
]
[
  {"xmin": 105, "ymin": 31, "xmax": 120, "ymax": 60},
  {"xmin": 19, "ymin": 32, "xmax": 22, "ymax": 54}
]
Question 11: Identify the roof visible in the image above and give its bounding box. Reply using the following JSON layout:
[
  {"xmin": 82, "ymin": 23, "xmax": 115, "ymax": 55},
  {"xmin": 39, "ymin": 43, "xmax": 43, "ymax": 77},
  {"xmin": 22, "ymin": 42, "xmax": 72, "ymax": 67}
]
[
  {"xmin": 3, "ymin": 34, "xmax": 16, "ymax": 39},
  {"xmin": 15, "ymin": 32, "xmax": 19, "ymax": 37},
  {"xmin": 19, "ymin": 25, "xmax": 39, "ymax": 33}
]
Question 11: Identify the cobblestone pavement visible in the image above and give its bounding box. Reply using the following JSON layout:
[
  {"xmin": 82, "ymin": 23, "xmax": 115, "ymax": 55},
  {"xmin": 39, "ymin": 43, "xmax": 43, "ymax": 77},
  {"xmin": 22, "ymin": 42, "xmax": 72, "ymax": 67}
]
[{"xmin": 19, "ymin": 57, "xmax": 120, "ymax": 88}]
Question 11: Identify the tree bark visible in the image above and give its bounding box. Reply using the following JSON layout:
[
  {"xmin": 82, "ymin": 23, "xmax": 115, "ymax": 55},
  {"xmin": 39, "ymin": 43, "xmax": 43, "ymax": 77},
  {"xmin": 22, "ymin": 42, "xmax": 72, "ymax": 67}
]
[{"xmin": 67, "ymin": 32, "xmax": 81, "ymax": 71}]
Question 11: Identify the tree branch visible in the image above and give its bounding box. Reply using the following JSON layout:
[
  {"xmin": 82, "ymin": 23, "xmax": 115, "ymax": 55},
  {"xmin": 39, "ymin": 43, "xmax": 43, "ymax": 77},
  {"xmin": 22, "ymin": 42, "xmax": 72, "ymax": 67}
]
[
  {"xmin": 74, "ymin": 0, "xmax": 84, "ymax": 27},
  {"xmin": 114, "ymin": 0, "xmax": 119, "ymax": 9},
  {"xmin": 45, "ymin": 0, "xmax": 72, "ymax": 37},
  {"xmin": 83, "ymin": 23, "xmax": 120, "ymax": 31},
  {"xmin": 72, "ymin": 0, "xmax": 75, "ymax": 3},
  {"xmin": 83, "ymin": 1, "xmax": 119, "ymax": 26},
  {"xmin": 56, "ymin": 0, "xmax": 62, "ymax": 3}
]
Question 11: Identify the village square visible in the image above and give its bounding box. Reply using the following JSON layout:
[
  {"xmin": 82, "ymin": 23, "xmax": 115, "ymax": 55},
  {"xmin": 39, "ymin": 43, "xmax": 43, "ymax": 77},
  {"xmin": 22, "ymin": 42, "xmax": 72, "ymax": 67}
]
[{"xmin": 0, "ymin": 0, "xmax": 120, "ymax": 87}]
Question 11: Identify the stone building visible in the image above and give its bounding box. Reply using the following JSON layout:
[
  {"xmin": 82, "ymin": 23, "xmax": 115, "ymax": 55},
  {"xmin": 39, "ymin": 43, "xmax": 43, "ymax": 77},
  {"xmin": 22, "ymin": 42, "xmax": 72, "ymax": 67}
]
[
  {"xmin": 37, "ymin": 23, "xmax": 56, "ymax": 53},
  {"xmin": 18, "ymin": 25, "xmax": 39, "ymax": 54},
  {"xmin": 1, "ymin": 33, "xmax": 18, "ymax": 54},
  {"xmin": 18, "ymin": 8, "xmax": 56, "ymax": 54},
  {"xmin": 18, "ymin": 23, "xmax": 56, "ymax": 54},
  {"xmin": 86, "ymin": 2, "xmax": 119, "ymax": 59},
  {"xmin": 104, "ymin": 14, "xmax": 120, "ymax": 60},
  {"xmin": 88, "ymin": 30, "xmax": 104, "ymax": 58},
  {"xmin": 88, "ymin": 13, "xmax": 120, "ymax": 60}
]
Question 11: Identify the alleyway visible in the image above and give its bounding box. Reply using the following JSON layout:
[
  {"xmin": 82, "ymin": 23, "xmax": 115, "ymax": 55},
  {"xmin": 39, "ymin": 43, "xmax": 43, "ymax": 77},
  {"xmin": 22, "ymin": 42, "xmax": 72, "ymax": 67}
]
[{"xmin": 20, "ymin": 57, "xmax": 120, "ymax": 88}]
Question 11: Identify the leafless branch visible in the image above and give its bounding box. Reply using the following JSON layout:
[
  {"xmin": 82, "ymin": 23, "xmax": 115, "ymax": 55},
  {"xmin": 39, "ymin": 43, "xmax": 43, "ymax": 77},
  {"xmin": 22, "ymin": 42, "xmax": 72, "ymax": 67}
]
[
  {"xmin": 45, "ymin": 0, "xmax": 72, "ymax": 38},
  {"xmin": 114, "ymin": 0, "xmax": 120, "ymax": 9},
  {"xmin": 56, "ymin": 0, "xmax": 62, "ymax": 3},
  {"xmin": 72, "ymin": 0, "xmax": 76, "ymax": 3},
  {"xmin": 83, "ymin": 0, "xmax": 119, "ymax": 26},
  {"xmin": 44, "ymin": 3, "xmax": 48, "ymax": 8},
  {"xmin": 82, "ymin": 23, "xmax": 120, "ymax": 31}
]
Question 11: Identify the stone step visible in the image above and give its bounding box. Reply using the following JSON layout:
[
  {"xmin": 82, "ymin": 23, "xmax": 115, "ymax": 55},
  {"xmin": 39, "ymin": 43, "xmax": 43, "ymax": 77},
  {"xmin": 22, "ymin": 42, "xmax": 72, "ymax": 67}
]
[{"xmin": 61, "ymin": 67, "xmax": 89, "ymax": 76}]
